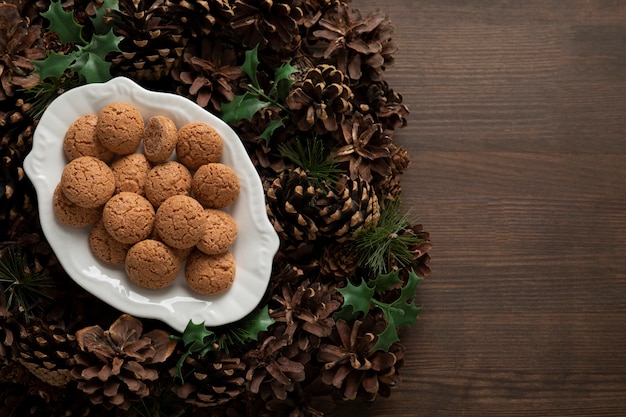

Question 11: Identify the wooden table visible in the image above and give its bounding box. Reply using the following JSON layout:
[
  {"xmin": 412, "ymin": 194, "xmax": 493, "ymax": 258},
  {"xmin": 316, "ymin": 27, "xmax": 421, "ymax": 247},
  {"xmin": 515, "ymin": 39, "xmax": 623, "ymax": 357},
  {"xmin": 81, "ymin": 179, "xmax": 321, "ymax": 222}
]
[{"xmin": 340, "ymin": 1, "xmax": 626, "ymax": 416}]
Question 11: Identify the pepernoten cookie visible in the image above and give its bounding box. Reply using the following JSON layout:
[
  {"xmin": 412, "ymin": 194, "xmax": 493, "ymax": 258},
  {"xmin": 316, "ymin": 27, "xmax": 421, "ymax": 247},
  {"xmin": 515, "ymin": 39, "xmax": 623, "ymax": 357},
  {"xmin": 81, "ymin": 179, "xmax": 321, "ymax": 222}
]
[
  {"xmin": 144, "ymin": 161, "xmax": 192, "ymax": 207},
  {"xmin": 125, "ymin": 239, "xmax": 180, "ymax": 289},
  {"xmin": 111, "ymin": 153, "xmax": 152, "ymax": 195},
  {"xmin": 53, "ymin": 184, "xmax": 101, "ymax": 227},
  {"xmin": 89, "ymin": 219, "xmax": 130, "ymax": 265},
  {"xmin": 154, "ymin": 195, "xmax": 206, "ymax": 249},
  {"xmin": 176, "ymin": 122, "xmax": 223, "ymax": 170},
  {"xmin": 96, "ymin": 102, "xmax": 144, "ymax": 155},
  {"xmin": 60, "ymin": 156, "xmax": 116, "ymax": 208},
  {"xmin": 143, "ymin": 115, "xmax": 177, "ymax": 163},
  {"xmin": 102, "ymin": 192, "xmax": 155, "ymax": 244},
  {"xmin": 196, "ymin": 209, "xmax": 237, "ymax": 255},
  {"xmin": 63, "ymin": 114, "xmax": 115, "ymax": 163},
  {"xmin": 184, "ymin": 250, "xmax": 236, "ymax": 295},
  {"xmin": 191, "ymin": 163, "xmax": 240, "ymax": 208}
]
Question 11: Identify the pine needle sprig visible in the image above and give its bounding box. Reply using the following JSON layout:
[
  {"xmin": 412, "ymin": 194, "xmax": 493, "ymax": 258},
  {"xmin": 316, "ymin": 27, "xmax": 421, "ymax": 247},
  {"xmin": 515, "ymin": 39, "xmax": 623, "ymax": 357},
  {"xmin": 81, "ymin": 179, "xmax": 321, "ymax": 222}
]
[
  {"xmin": 353, "ymin": 198, "xmax": 423, "ymax": 275},
  {"xmin": 0, "ymin": 246, "xmax": 54, "ymax": 320},
  {"xmin": 278, "ymin": 136, "xmax": 344, "ymax": 188}
]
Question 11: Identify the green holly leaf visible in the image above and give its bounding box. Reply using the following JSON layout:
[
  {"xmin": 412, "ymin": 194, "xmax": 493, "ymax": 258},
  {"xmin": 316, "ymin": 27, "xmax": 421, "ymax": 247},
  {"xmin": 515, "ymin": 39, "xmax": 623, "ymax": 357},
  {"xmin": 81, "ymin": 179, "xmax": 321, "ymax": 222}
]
[
  {"xmin": 371, "ymin": 312, "xmax": 400, "ymax": 352},
  {"xmin": 77, "ymin": 52, "xmax": 113, "ymax": 83},
  {"xmin": 271, "ymin": 61, "xmax": 298, "ymax": 101},
  {"xmin": 229, "ymin": 305, "xmax": 274, "ymax": 343},
  {"xmin": 241, "ymin": 44, "xmax": 260, "ymax": 88},
  {"xmin": 181, "ymin": 320, "xmax": 215, "ymax": 353},
  {"xmin": 393, "ymin": 270, "xmax": 423, "ymax": 327},
  {"xmin": 259, "ymin": 117, "xmax": 286, "ymax": 145},
  {"xmin": 369, "ymin": 270, "xmax": 403, "ymax": 292},
  {"xmin": 32, "ymin": 51, "xmax": 77, "ymax": 81},
  {"xmin": 87, "ymin": 29, "xmax": 122, "ymax": 59},
  {"xmin": 41, "ymin": 0, "xmax": 85, "ymax": 45},
  {"xmin": 335, "ymin": 279, "xmax": 375, "ymax": 322},
  {"xmin": 221, "ymin": 92, "xmax": 270, "ymax": 124},
  {"xmin": 90, "ymin": 0, "xmax": 119, "ymax": 35}
]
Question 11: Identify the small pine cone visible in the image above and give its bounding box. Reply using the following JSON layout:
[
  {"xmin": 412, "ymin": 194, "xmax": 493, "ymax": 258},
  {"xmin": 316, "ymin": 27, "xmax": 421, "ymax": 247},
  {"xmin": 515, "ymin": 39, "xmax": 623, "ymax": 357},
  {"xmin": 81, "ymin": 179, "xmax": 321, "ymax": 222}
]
[
  {"xmin": 0, "ymin": 291, "xmax": 26, "ymax": 364},
  {"xmin": 318, "ymin": 242, "xmax": 359, "ymax": 281},
  {"xmin": 401, "ymin": 223, "xmax": 432, "ymax": 279},
  {"xmin": 309, "ymin": 3, "xmax": 398, "ymax": 84},
  {"xmin": 16, "ymin": 321, "xmax": 77, "ymax": 387},
  {"xmin": 0, "ymin": 3, "xmax": 45, "ymax": 100},
  {"xmin": 108, "ymin": 0, "xmax": 188, "ymax": 81},
  {"xmin": 372, "ymin": 143, "xmax": 410, "ymax": 202},
  {"xmin": 71, "ymin": 314, "xmax": 176, "ymax": 410},
  {"xmin": 173, "ymin": 353, "xmax": 247, "ymax": 408},
  {"xmin": 318, "ymin": 317, "xmax": 405, "ymax": 401},
  {"xmin": 265, "ymin": 167, "xmax": 380, "ymax": 260},
  {"xmin": 230, "ymin": 0, "xmax": 303, "ymax": 58},
  {"xmin": 286, "ymin": 64, "xmax": 353, "ymax": 134},
  {"xmin": 297, "ymin": 0, "xmax": 341, "ymax": 28},
  {"xmin": 355, "ymin": 80, "xmax": 409, "ymax": 130}
]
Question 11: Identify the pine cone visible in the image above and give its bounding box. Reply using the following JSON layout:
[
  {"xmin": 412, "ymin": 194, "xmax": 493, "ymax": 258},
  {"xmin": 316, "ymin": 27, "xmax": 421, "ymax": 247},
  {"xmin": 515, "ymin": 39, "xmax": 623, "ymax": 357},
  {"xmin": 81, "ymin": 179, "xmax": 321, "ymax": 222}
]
[
  {"xmin": 71, "ymin": 314, "xmax": 176, "ymax": 410},
  {"xmin": 230, "ymin": 0, "xmax": 303, "ymax": 58},
  {"xmin": 286, "ymin": 64, "xmax": 353, "ymax": 134},
  {"xmin": 317, "ymin": 317, "xmax": 405, "ymax": 401},
  {"xmin": 372, "ymin": 143, "xmax": 410, "ymax": 201},
  {"xmin": 16, "ymin": 321, "xmax": 77, "ymax": 387},
  {"xmin": 296, "ymin": 0, "xmax": 340, "ymax": 28},
  {"xmin": 354, "ymin": 80, "xmax": 409, "ymax": 130},
  {"xmin": 171, "ymin": 39, "xmax": 244, "ymax": 112},
  {"xmin": 308, "ymin": 3, "xmax": 397, "ymax": 84},
  {"xmin": 334, "ymin": 111, "xmax": 393, "ymax": 183},
  {"xmin": 164, "ymin": 0, "xmax": 233, "ymax": 40},
  {"xmin": 108, "ymin": 0, "xmax": 188, "ymax": 81},
  {"xmin": 318, "ymin": 242, "xmax": 358, "ymax": 281},
  {"xmin": 265, "ymin": 167, "xmax": 380, "ymax": 261},
  {"xmin": 0, "ymin": 3, "xmax": 45, "ymax": 100},
  {"xmin": 174, "ymin": 353, "xmax": 247, "ymax": 408},
  {"xmin": 0, "ymin": 292, "xmax": 26, "ymax": 365}
]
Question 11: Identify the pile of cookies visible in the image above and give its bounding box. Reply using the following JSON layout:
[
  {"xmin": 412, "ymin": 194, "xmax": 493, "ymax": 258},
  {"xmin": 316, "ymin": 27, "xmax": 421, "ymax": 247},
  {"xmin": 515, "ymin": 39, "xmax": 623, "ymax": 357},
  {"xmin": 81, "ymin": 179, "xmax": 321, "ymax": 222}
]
[{"xmin": 53, "ymin": 102, "xmax": 240, "ymax": 296}]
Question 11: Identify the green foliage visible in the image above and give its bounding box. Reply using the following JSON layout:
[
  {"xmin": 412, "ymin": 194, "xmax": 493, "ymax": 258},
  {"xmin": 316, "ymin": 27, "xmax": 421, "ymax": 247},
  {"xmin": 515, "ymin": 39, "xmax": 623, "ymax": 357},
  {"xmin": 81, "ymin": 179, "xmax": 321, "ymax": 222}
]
[
  {"xmin": 353, "ymin": 198, "xmax": 423, "ymax": 275},
  {"xmin": 32, "ymin": 0, "xmax": 121, "ymax": 85},
  {"xmin": 221, "ymin": 45, "xmax": 298, "ymax": 144},
  {"xmin": 335, "ymin": 270, "xmax": 423, "ymax": 352},
  {"xmin": 278, "ymin": 136, "xmax": 343, "ymax": 187},
  {"xmin": 0, "ymin": 247, "xmax": 53, "ymax": 320},
  {"xmin": 171, "ymin": 306, "xmax": 274, "ymax": 382}
]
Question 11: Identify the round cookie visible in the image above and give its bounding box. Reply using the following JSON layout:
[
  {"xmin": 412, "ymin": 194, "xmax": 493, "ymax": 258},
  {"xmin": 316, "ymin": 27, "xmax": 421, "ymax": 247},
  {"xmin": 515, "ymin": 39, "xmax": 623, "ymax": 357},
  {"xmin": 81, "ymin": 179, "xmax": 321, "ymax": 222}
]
[
  {"xmin": 154, "ymin": 195, "xmax": 206, "ymax": 249},
  {"xmin": 125, "ymin": 239, "xmax": 180, "ymax": 290},
  {"xmin": 196, "ymin": 209, "xmax": 237, "ymax": 255},
  {"xmin": 60, "ymin": 156, "xmax": 116, "ymax": 208},
  {"xmin": 89, "ymin": 218, "xmax": 130, "ymax": 265},
  {"xmin": 185, "ymin": 250, "xmax": 235, "ymax": 295},
  {"xmin": 102, "ymin": 192, "xmax": 155, "ymax": 244},
  {"xmin": 144, "ymin": 161, "xmax": 192, "ymax": 207},
  {"xmin": 191, "ymin": 163, "xmax": 240, "ymax": 208},
  {"xmin": 176, "ymin": 122, "xmax": 223, "ymax": 170},
  {"xmin": 143, "ymin": 115, "xmax": 177, "ymax": 163},
  {"xmin": 52, "ymin": 184, "xmax": 101, "ymax": 227},
  {"xmin": 96, "ymin": 102, "xmax": 144, "ymax": 155},
  {"xmin": 111, "ymin": 153, "xmax": 152, "ymax": 195},
  {"xmin": 63, "ymin": 114, "xmax": 115, "ymax": 163}
]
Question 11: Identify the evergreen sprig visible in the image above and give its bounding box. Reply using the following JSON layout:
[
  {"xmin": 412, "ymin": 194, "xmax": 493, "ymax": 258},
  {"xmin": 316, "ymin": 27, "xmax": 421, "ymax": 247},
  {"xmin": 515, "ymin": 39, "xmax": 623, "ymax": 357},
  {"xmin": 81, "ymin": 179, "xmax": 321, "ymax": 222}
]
[
  {"xmin": 278, "ymin": 136, "xmax": 344, "ymax": 187},
  {"xmin": 353, "ymin": 198, "xmax": 422, "ymax": 275}
]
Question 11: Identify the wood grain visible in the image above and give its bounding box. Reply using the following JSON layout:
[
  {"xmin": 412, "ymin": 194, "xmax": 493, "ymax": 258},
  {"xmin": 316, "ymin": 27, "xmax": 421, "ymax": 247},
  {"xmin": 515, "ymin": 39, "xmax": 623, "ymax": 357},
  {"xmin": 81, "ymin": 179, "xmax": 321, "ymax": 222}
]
[{"xmin": 340, "ymin": 1, "xmax": 626, "ymax": 416}]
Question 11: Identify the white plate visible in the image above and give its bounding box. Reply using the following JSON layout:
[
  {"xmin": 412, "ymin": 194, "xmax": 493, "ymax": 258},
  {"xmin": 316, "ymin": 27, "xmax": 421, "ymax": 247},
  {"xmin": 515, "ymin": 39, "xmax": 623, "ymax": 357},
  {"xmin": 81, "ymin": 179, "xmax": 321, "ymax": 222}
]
[{"xmin": 24, "ymin": 77, "xmax": 280, "ymax": 332}]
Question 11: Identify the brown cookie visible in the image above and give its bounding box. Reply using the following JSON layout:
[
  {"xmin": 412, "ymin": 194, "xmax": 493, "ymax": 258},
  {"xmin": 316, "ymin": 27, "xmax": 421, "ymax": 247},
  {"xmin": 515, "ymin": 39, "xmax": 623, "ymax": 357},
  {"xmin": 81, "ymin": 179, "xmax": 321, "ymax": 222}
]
[
  {"xmin": 143, "ymin": 115, "xmax": 177, "ymax": 163},
  {"xmin": 60, "ymin": 156, "xmax": 116, "ymax": 208},
  {"xmin": 191, "ymin": 163, "xmax": 240, "ymax": 208},
  {"xmin": 176, "ymin": 122, "xmax": 223, "ymax": 170},
  {"xmin": 52, "ymin": 184, "xmax": 101, "ymax": 227},
  {"xmin": 89, "ymin": 218, "xmax": 130, "ymax": 265},
  {"xmin": 63, "ymin": 114, "xmax": 115, "ymax": 163},
  {"xmin": 102, "ymin": 192, "xmax": 155, "ymax": 244},
  {"xmin": 184, "ymin": 250, "xmax": 235, "ymax": 295},
  {"xmin": 196, "ymin": 209, "xmax": 237, "ymax": 255},
  {"xmin": 110, "ymin": 153, "xmax": 152, "ymax": 195},
  {"xmin": 96, "ymin": 102, "xmax": 144, "ymax": 155},
  {"xmin": 125, "ymin": 239, "xmax": 180, "ymax": 289},
  {"xmin": 144, "ymin": 161, "xmax": 192, "ymax": 207},
  {"xmin": 154, "ymin": 195, "xmax": 206, "ymax": 249}
]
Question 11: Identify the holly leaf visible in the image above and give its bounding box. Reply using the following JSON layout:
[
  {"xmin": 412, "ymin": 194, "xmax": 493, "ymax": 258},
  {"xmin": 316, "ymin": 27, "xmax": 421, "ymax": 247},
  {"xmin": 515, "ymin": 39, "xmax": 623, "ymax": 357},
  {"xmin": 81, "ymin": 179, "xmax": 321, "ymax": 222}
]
[
  {"xmin": 371, "ymin": 312, "xmax": 400, "ymax": 352},
  {"xmin": 393, "ymin": 270, "xmax": 423, "ymax": 327},
  {"xmin": 77, "ymin": 52, "xmax": 113, "ymax": 83},
  {"xmin": 90, "ymin": 0, "xmax": 119, "ymax": 35},
  {"xmin": 241, "ymin": 44, "xmax": 260, "ymax": 88},
  {"xmin": 32, "ymin": 51, "xmax": 77, "ymax": 81},
  {"xmin": 41, "ymin": 0, "xmax": 85, "ymax": 45},
  {"xmin": 87, "ymin": 29, "xmax": 122, "ymax": 59},
  {"xmin": 271, "ymin": 61, "xmax": 298, "ymax": 101},
  {"xmin": 369, "ymin": 270, "xmax": 403, "ymax": 292},
  {"xmin": 231, "ymin": 305, "xmax": 274, "ymax": 343},
  {"xmin": 335, "ymin": 279, "xmax": 375, "ymax": 322},
  {"xmin": 221, "ymin": 92, "xmax": 270, "ymax": 124},
  {"xmin": 259, "ymin": 117, "xmax": 286, "ymax": 145},
  {"xmin": 181, "ymin": 320, "xmax": 215, "ymax": 353}
]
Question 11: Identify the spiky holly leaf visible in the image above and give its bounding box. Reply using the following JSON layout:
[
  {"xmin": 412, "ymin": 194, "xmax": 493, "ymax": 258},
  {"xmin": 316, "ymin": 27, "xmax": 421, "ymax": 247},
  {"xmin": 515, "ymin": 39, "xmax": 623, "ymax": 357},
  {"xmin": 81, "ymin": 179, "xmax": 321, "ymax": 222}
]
[
  {"xmin": 32, "ymin": 51, "xmax": 77, "ymax": 81},
  {"xmin": 271, "ymin": 62, "xmax": 298, "ymax": 101},
  {"xmin": 259, "ymin": 117, "xmax": 286, "ymax": 145},
  {"xmin": 87, "ymin": 29, "xmax": 122, "ymax": 59},
  {"xmin": 335, "ymin": 278, "xmax": 375, "ymax": 322},
  {"xmin": 91, "ymin": 0, "xmax": 119, "ymax": 35},
  {"xmin": 41, "ymin": 0, "xmax": 85, "ymax": 44},
  {"xmin": 242, "ymin": 44, "xmax": 260, "ymax": 88},
  {"xmin": 221, "ymin": 92, "xmax": 270, "ymax": 124},
  {"xmin": 369, "ymin": 270, "xmax": 403, "ymax": 292},
  {"xmin": 181, "ymin": 320, "xmax": 215, "ymax": 355},
  {"xmin": 234, "ymin": 305, "xmax": 274, "ymax": 342}
]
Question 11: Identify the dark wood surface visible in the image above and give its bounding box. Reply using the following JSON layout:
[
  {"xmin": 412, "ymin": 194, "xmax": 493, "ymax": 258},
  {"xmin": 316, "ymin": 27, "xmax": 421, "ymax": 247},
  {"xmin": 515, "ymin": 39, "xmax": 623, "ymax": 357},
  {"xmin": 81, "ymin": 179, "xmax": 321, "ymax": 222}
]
[{"xmin": 340, "ymin": 1, "xmax": 626, "ymax": 416}]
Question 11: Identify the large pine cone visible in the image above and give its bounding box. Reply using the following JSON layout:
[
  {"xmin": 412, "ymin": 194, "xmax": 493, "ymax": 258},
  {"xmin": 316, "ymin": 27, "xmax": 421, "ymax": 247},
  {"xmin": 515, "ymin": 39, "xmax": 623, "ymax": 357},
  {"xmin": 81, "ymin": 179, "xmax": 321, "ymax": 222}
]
[
  {"xmin": 265, "ymin": 167, "xmax": 380, "ymax": 260},
  {"xmin": 71, "ymin": 314, "xmax": 176, "ymax": 410}
]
